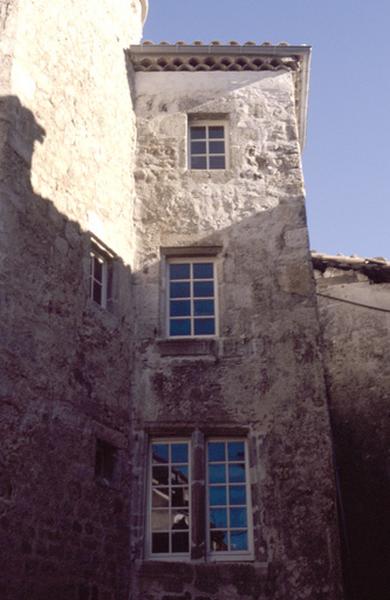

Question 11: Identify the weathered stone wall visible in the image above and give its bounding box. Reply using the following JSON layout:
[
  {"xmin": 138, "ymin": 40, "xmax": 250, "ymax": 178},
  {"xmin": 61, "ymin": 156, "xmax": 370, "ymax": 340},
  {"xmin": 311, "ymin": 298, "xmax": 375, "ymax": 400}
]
[
  {"xmin": 131, "ymin": 70, "xmax": 343, "ymax": 599},
  {"xmin": 0, "ymin": 2, "xmax": 144, "ymax": 598},
  {"xmin": 314, "ymin": 265, "xmax": 390, "ymax": 600}
]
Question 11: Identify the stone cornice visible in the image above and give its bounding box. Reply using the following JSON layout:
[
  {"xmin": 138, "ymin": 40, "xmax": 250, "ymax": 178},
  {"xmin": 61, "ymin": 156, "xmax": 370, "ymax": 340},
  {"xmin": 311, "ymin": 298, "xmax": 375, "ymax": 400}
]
[{"xmin": 128, "ymin": 43, "xmax": 311, "ymax": 148}]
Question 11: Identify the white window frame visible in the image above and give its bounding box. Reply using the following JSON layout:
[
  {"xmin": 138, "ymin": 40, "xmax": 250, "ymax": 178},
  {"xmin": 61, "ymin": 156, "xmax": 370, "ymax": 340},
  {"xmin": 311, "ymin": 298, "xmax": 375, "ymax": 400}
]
[
  {"xmin": 206, "ymin": 438, "xmax": 254, "ymax": 562},
  {"xmin": 188, "ymin": 120, "xmax": 228, "ymax": 170},
  {"xmin": 147, "ymin": 438, "xmax": 192, "ymax": 561},
  {"xmin": 89, "ymin": 247, "xmax": 109, "ymax": 308},
  {"xmin": 166, "ymin": 257, "xmax": 219, "ymax": 339}
]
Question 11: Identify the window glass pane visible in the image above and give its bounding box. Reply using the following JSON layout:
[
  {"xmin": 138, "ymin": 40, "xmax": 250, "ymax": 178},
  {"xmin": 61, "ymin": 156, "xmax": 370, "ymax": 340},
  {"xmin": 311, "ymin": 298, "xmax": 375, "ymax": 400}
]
[
  {"xmin": 94, "ymin": 257, "xmax": 103, "ymax": 281},
  {"xmin": 170, "ymin": 319, "xmax": 191, "ymax": 337},
  {"xmin": 172, "ymin": 487, "xmax": 189, "ymax": 507},
  {"xmin": 152, "ymin": 444, "xmax": 169, "ymax": 463},
  {"xmin": 209, "ymin": 486, "xmax": 227, "ymax": 506},
  {"xmin": 171, "ymin": 443, "xmax": 188, "ymax": 463},
  {"xmin": 210, "ymin": 508, "xmax": 227, "ymax": 529},
  {"xmin": 191, "ymin": 141, "xmax": 207, "ymax": 154},
  {"xmin": 209, "ymin": 141, "xmax": 225, "ymax": 154},
  {"xmin": 151, "ymin": 510, "xmax": 170, "ymax": 531},
  {"xmin": 152, "ymin": 532, "xmax": 169, "ymax": 553},
  {"xmin": 208, "ymin": 126, "xmax": 225, "ymax": 139},
  {"xmin": 172, "ymin": 532, "xmax": 189, "ymax": 553},
  {"xmin": 209, "ymin": 464, "xmax": 226, "ymax": 484},
  {"xmin": 170, "ymin": 263, "xmax": 190, "ymax": 280},
  {"xmin": 152, "ymin": 466, "xmax": 169, "ymax": 486},
  {"xmin": 228, "ymin": 464, "xmax": 246, "ymax": 483},
  {"xmin": 152, "ymin": 487, "xmax": 169, "ymax": 508},
  {"xmin": 190, "ymin": 126, "xmax": 206, "ymax": 140},
  {"xmin": 208, "ymin": 442, "xmax": 225, "ymax": 462},
  {"xmin": 193, "ymin": 263, "xmax": 214, "ymax": 279},
  {"xmin": 170, "ymin": 282, "xmax": 190, "ymax": 298},
  {"xmin": 209, "ymin": 155, "xmax": 226, "ymax": 169},
  {"xmin": 171, "ymin": 465, "xmax": 189, "ymax": 485},
  {"xmin": 170, "ymin": 300, "xmax": 191, "ymax": 317},
  {"xmin": 93, "ymin": 281, "xmax": 102, "ymax": 304},
  {"xmin": 193, "ymin": 281, "xmax": 214, "ymax": 297},
  {"xmin": 229, "ymin": 486, "xmax": 246, "ymax": 505},
  {"xmin": 191, "ymin": 156, "xmax": 207, "ymax": 169},
  {"xmin": 210, "ymin": 530, "xmax": 228, "ymax": 551},
  {"xmin": 230, "ymin": 508, "xmax": 247, "ymax": 528},
  {"xmin": 194, "ymin": 300, "xmax": 214, "ymax": 316},
  {"xmin": 172, "ymin": 510, "xmax": 189, "ymax": 530},
  {"xmin": 230, "ymin": 531, "xmax": 248, "ymax": 551},
  {"xmin": 194, "ymin": 318, "xmax": 215, "ymax": 336},
  {"xmin": 228, "ymin": 442, "xmax": 245, "ymax": 461}
]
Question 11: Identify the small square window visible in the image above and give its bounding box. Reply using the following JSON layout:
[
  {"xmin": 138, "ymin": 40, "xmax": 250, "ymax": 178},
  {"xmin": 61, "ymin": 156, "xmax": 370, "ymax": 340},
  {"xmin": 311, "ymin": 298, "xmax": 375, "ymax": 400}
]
[
  {"xmin": 89, "ymin": 244, "xmax": 113, "ymax": 308},
  {"xmin": 188, "ymin": 121, "xmax": 227, "ymax": 170},
  {"xmin": 167, "ymin": 259, "xmax": 217, "ymax": 338}
]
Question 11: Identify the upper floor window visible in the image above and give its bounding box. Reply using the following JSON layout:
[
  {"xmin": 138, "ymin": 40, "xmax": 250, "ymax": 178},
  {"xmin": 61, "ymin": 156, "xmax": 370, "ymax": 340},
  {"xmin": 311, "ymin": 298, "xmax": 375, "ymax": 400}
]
[
  {"xmin": 189, "ymin": 121, "xmax": 226, "ymax": 170},
  {"xmin": 89, "ymin": 242, "xmax": 113, "ymax": 309},
  {"xmin": 167, "ymin": 259, "xmax": 217, "ymax": 337}
]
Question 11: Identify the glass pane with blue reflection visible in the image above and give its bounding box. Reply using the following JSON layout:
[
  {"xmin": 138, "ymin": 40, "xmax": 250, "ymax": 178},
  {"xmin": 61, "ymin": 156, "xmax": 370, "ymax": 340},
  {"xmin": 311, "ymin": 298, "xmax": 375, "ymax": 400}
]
[
  {"xmin": 209, "ymin": 155, "xmax": 225, "ymax": 169},
  {"xmin": 209, "ymin": 508, "xmax": 227, "ymax": 529},
  {"xmin": 228, "ymin": 442, "xmax": 245, "ymax": 461},
  {"xmin": 152, "ymin": 444, "xmax": 169, "ymax": 463},
  {"xmin": 170, "ymin": 282, "xmax": 190, "ymax": 298},
  {"xmin": 170, "ymin": 263, "xmax": 190, "ymax": 280},
  {"xmin": 209, "ymin": 464, "xmax": 226, "ymax": 484},
  {"xmin": 194, "ymin": 319, "xmax": 215, "ymax": 336},
  {"xmin": 209, "ymin": 486, "xmax": 227, "ymax": 506},
  {"xmin": 209, "ymin": 126, "xmax": 224, "ymax": 139},
  {"xmin": 209, "ymin": 141, "xmax": 225, "ymax": 154},
  {"xmin": 230, "ymin": 530, "xmax": 248, "ymax": 551},
  {"xmin": 229, "ymin": 485, "xmax": 246, "ymax": 505},
  {"xmin": 170, "ymin": 319, "xmax": 191, "ymax": 336},
  {"xmin": 193, "ymin": 281, "xmax": 214, "ymax": 297},
  {"xmin": 171, "ymin": 443, "xmax": 188, "ymax": 463},
  {"xmin": 228, "ymin": 464, "xmax": 246, "ymax": 483},
  {"xmin": 191, "ymin": 156, "xmax": 207, "ymax": 169},
  {"xmin": 194, "ymin": 300, "xmax": 214, "ymax": 316},
  {"xmin": 191, "ymin": 141, "xmax": 206, "ymax": 154},
  {"xmin": 208, "ymin": 442, "xmax": 225, "ymax": 462},
  {"xmin": 170, "ymin": 300, "xmax": 191, "ymax": 317},
  {"xmin": 190, "ymin": 126, "xmax": 206, "ymax": 140},
  {"xmin": 230, "ymin": 507, "xmax": 247, "ymax": 528},
  {"xmin": 193, "ymin": 263, "xmax": 214, "ymax": 279}
]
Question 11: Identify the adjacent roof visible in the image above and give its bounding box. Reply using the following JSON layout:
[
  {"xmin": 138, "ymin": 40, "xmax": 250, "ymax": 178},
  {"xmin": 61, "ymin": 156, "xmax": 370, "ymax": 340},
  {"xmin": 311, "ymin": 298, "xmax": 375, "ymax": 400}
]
[
  {"xmin": 129, "ymin": 41, "xmax": 311, "ymax": 148},
  {"xmin": 312, "ymin": 252, "xmax": 390, "ymax": 283}
]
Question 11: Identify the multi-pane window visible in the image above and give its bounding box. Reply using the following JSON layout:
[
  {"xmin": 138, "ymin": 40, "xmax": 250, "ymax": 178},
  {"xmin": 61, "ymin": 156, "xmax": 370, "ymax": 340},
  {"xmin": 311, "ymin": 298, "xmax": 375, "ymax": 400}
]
[
  {"xmin": 90, "ymin": 248, "xmax": 108, "ymax": 308},
  {"xmin": 207, "ymin": 440, "xmax": 250, "ymax": 556},
  {"xmin": 189, "ymin": 122, "xmax": 226, "ymax": 170},
  {"xmin": 149, "ymin": 440, "xmax": 191, "ymax": 557},
  {"xmin": 147, "ymin": 437, "xmax": 253, "ymax": 561},
  {"xmin": 168, "ymin": 260, "xmax": 217, "ymax": 337}
]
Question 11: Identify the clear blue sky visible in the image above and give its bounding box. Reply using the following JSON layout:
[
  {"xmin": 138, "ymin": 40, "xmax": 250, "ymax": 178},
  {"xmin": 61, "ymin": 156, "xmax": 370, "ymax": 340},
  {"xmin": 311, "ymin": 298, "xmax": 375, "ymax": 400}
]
[{"xmin": 144, "ymin": 0, "xmax": 390, "ymax": 258}]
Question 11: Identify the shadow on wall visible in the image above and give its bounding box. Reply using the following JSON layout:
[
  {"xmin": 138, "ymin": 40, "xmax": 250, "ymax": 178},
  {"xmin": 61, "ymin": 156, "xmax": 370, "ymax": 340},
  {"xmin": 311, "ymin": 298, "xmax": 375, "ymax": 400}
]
[{"xmin": 0, "ymin": 96, "xmax": 134, "ymax": 600}]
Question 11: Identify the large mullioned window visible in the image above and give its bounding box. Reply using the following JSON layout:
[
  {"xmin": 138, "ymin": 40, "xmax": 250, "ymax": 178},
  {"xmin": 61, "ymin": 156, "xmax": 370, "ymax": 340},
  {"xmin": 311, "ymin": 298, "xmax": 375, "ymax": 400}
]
[
  {"xmin": 147, "ymin": 437, "xmax": 252, "ymax": 561},
  {"xmin": 167, "ymin": 259, "xmax": 217, "ymax": 337}
]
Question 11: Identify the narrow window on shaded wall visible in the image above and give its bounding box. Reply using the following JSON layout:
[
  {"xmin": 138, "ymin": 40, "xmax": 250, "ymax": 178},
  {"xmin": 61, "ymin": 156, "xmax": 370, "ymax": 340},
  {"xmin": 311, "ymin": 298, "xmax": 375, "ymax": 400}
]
[
  {"xmin": 188, "ymin": 120, "xmax": 227, "ymax": 170},
  {"xmin": 89, "ymin": 241, "xmax": 113, "ymax": 308},
  {"xmin": 167, "ymin": 258, "xmax": 217, "ymax": 337},
  {"xmin": 95, "ymin": 438, "xmax": 117, "ymax": 484}
]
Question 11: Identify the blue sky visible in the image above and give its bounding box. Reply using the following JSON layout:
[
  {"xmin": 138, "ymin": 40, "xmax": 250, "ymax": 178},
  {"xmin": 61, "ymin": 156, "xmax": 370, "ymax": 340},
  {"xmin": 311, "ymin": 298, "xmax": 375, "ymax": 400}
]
[{"xmin": 144, "ymin": 0, "xmax": 390, "ymax": 258}]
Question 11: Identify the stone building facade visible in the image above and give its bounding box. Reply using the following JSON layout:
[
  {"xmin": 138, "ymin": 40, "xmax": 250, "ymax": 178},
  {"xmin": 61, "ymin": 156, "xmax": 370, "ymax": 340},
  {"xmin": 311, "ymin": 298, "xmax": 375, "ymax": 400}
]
[{"xmin": 1, "ymin": 2, "xmax": 387, "ymax": 600}]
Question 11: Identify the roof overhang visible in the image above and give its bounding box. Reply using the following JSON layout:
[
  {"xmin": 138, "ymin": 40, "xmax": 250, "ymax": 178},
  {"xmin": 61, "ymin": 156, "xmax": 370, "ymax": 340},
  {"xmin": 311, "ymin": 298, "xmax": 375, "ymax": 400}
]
[{"xmin": 129, "ymin": 43, "xmax": 312, "ymax": 149}]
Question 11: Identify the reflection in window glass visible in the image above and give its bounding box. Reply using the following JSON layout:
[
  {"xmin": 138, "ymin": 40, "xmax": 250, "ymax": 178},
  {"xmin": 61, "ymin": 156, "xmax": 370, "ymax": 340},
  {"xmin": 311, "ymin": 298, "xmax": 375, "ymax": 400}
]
[
  {"xmin": 168, "ymin": 260, "xmax": 216, "ymax": 337},
  {"xmin": 207, "ymin": 440, "xmax": 250, "ymax": 554},
  {"xmin": 150, "ymin": 440, "xmax": 190, "ymax": 556}
]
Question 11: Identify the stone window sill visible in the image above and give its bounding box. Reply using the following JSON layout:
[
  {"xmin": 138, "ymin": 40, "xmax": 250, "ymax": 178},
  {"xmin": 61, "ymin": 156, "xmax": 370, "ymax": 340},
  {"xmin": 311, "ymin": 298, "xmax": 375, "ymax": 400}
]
[{"xmin": 156, "ymin": 338, "xmax": 218, "ymax": 357}]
